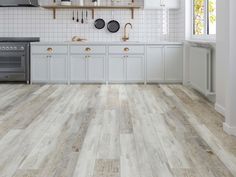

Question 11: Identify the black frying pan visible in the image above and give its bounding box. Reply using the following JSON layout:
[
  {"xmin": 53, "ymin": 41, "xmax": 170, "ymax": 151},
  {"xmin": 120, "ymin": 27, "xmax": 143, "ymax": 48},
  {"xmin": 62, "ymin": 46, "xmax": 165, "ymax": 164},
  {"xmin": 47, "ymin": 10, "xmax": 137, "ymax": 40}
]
[
  {"xmin": 107, "ymin": 20, "xmax": 120, "ymax": 33},
  {"xmin": 94, "ymin": 19, "xmax": 105, "ymax": 29}
]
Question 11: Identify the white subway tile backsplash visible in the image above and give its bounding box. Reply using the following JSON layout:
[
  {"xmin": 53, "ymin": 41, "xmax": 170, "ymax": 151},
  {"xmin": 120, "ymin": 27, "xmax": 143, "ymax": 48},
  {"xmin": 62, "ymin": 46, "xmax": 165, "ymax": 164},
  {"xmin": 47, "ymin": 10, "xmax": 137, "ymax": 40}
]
[{"xmin": 0, "ymin": 0, "xmax": 185, "ymax": 42}]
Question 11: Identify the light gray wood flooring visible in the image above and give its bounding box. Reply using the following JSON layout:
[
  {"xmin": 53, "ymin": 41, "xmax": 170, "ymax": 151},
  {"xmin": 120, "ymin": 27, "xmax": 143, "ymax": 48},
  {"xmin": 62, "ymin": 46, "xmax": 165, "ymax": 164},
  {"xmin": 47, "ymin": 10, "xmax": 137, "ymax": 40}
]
[{"xmin": 0, "ymin": 84, "xmax": 236, "ymax": 177}]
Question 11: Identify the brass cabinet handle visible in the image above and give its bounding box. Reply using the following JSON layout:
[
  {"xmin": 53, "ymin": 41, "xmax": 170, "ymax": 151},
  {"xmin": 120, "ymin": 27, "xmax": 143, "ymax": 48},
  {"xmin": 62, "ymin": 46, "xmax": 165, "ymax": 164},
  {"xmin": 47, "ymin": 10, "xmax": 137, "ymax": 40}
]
[
  {"xmin": 47, "ymin": 47, "xmax": 53, "ymax": 53},
  {"xmin": 85, "ymin": 47, "xmax": 91, "ymax": 52},
  {"xmin": 124, "ymin": 47, "xmax": 129, "ymax": 52}
]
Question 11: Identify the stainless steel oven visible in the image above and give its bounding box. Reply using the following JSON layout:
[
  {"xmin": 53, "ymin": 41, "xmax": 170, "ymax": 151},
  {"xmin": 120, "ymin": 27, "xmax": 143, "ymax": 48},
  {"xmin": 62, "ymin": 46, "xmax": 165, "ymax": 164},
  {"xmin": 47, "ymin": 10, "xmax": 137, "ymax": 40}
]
[
  {"xmin": 0, "ymin": 43, "xmax": 30, "ymax": 83},
  {"xmin": 0, "ymin": 37, "xmax": 40, "ymax": 83}
]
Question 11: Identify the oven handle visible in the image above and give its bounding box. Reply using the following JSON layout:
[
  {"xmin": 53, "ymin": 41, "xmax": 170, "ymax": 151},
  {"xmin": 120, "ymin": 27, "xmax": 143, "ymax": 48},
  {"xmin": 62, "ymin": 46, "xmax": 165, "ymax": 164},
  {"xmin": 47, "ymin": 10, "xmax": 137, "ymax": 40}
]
[{"xmin": 21, "ymin": 54, "xmax": 26, "ymax": 71}]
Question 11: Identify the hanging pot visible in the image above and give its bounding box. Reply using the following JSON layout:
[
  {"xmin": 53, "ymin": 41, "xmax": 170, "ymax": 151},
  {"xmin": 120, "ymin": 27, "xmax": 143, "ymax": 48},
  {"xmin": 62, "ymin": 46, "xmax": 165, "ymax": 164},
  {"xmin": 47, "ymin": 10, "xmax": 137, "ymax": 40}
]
[
  {"xmin": 94, "ymin": 18, "xmax": 106, "ymax": 29},
  {"xmin": 107, "ymin": 20, "xmax": 120, "ymax": 33}
]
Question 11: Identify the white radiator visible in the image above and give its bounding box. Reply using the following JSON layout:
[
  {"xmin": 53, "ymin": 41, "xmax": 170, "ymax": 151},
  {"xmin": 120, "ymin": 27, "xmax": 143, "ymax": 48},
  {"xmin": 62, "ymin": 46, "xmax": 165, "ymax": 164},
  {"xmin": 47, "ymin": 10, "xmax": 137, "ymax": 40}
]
[{"xmin": 189, "ymin": 46, "xmax": 214, "ymax": 96}]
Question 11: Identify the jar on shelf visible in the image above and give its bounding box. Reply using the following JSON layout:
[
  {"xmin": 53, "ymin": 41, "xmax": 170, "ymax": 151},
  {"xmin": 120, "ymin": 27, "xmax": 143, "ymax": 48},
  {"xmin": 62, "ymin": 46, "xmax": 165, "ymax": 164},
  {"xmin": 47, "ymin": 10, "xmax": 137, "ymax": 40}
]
[
  {"xmin": 80, "ymin": 0, "xmax": 84, "ymax": 6},
  {"xmin": 61, "ymin": 0, "xmax": 72, "ymax": 6},
  {"xmin": 92, "ymin": 0, "xmax": 101, "ymax": 6}
]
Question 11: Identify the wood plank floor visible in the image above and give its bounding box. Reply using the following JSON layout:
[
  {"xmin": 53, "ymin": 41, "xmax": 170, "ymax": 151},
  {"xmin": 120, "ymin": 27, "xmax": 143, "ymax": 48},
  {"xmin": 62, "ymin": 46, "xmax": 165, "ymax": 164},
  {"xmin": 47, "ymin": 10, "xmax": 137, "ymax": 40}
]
[{"xmin": 0, "ymin": 84, "xmax": 236, "ymax": 177}]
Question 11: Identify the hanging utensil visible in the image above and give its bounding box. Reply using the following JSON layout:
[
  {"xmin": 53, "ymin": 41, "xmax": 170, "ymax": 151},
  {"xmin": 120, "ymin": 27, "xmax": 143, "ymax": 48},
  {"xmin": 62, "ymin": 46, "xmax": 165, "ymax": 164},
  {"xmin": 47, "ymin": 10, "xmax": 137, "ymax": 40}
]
[
  {"xmin": 72, "ymin": 10, "xmax": 75, "ymax": 21},
  {"xmin": 76, "ymin": 10, "xmax": 79, "ymax": 22},
  {"xmin": 81, "ymin": 10, "xmax": 84, "ymax": 24},
  {"xmin": 85, "ymin": 10, "xmax": 88, "ymax": 23}
]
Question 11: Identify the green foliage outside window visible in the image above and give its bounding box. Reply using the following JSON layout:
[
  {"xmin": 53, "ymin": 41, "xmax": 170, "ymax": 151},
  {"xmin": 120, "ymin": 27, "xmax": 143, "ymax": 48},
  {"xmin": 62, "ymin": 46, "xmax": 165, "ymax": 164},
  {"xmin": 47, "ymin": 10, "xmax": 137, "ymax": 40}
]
[
  {"xmin": 208, "ymin": 0, "xmax": 216, "ymax": 35},
  {"xmin": 193, "ymin": 0, "xmax": 216, "ymax": 35},
  {"xmin": 194, "ymin": 0, "xmax": 204, "ymax": 35}
]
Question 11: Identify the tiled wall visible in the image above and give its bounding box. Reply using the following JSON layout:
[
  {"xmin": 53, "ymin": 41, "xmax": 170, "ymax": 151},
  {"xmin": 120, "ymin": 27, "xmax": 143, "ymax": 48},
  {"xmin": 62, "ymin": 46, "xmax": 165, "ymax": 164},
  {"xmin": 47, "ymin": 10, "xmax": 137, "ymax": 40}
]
[{"xmin": 0, "ymin": 0, "xmax": 185, "ymax": 42}]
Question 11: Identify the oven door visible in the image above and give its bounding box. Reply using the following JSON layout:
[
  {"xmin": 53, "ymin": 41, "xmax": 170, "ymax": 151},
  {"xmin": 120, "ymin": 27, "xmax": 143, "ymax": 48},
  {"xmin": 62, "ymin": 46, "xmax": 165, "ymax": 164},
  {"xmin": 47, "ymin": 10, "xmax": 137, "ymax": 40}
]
[{"xmin": 0, "ymin": 51, "xmax": 26, "ymax": 73}]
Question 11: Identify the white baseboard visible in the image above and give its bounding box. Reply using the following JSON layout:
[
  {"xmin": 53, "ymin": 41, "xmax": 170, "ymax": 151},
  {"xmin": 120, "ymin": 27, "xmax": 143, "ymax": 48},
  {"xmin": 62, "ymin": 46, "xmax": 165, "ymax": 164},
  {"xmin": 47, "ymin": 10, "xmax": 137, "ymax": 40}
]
[
  {"xmin": 215, "ymin": 103, "xmax": 226, "ymax": 116},
  {"xmin": 223, "ymin": 123, "xmax": 236, "ymax": 136}
]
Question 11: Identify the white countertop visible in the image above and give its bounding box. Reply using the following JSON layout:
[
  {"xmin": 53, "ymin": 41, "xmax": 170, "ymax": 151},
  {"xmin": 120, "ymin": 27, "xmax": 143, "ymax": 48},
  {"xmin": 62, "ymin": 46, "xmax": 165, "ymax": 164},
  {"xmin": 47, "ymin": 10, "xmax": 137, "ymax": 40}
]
[
  {"xmin": 31, "ymin": 41, "xmax": 183, "ymax": 45},
  {"xmin": 184, "ymin": 40, "xmax": 216, "ymax": 46}
]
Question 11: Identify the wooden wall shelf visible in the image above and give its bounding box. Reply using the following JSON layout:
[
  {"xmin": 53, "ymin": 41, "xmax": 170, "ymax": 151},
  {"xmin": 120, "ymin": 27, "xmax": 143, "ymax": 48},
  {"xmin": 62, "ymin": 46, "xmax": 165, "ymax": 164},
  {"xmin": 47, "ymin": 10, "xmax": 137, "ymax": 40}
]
[{"xmin": 41, "ymin": 4, "xmax": 142, "ymax": 19}]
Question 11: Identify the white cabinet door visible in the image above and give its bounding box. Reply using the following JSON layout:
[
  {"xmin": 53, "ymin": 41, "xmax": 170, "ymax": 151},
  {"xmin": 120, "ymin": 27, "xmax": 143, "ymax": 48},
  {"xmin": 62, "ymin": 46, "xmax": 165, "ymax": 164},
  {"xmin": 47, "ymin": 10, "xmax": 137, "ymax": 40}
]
[
  {"xmin": 126, "ymin": 55, "xmax": 144, "ymax": 82},
  {"xmin": 146, "ymin": 46, "xmax": 164, "ymax": 82},
  {"xmin": 87, "ymin": 55, "xmax": 105, "ymax": 82},
  {"xmin": 165, "ymin": 46, "xmax": 183, "ymax": 82},
  {"xmin": 50, "ymin": 55, "xmax": 67, "ymax": 83},
  {"xmin": 144, "ymin": 0, "xmax": 162, "ymax": 9},
  {"xmin": 164, "ymin": 0, "xmax": 180, "ymax": 9},
  {"xmin": 109, "ymin": 55, "xmax": 125, "ymax": 82},
  {"xmin": 31, "ymin": 55, "xmax": 49, "ymax": 83},
  {"xmin": 70, "ymin": 55, "xmax": 86, "ymax": 83}
]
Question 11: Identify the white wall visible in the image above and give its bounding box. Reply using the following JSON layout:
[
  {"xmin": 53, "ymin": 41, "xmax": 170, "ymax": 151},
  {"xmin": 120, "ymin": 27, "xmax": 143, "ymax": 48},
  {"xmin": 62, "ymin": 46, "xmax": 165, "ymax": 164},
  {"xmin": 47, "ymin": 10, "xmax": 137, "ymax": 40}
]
[
  {"xmin": 0, "ymin": 0, "xmax": 185, "ymax": 42},
  {"xmin": 215, "ymin": 0, "xmax": 229, "ymax": 116},
  {"xmin": 223, "ymin": 0, "xmax": 236, "ymax": 136}
]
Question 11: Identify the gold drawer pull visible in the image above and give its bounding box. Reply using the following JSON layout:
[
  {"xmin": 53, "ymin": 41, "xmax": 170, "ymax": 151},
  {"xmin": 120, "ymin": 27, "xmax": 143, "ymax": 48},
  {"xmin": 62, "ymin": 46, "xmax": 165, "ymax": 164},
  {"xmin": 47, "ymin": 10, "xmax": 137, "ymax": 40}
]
[
  {"xmin": 124, "ymin": 47, "xmax": 129, "ymax": 52},
  {"xmin": 85, "ymin": 47, "xmax": 91, "ymax": 52},
  {"xmin": 47, "ymin": 47, "xmax": 53, "ymax": 53}
]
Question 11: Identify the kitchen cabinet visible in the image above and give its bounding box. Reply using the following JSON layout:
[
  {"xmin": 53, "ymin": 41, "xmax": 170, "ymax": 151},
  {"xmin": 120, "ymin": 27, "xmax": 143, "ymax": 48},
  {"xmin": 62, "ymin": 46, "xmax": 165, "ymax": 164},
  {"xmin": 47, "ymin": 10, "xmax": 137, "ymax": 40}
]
[
  {"xmin": 109, "ymin": 45, "xmax": 145, "ymax": 54},
  {"xmin": 31, "ymin": 45, "xmax": 68, "ymax": 84},
  {"xmin": 164, "ymin": 46, "xmax": 183, "ymax": 82},
  {"xmin": 87, "ymin": 55, "xmax": 105, "ymax": 82},
  {"xmin": 50, "ymin": 55, "xmax": 67, "ymax": 83},
  {"xmin": 31, "ymin": 45, "xmax": 68, "ymax": 54},
  {"xmin": 108, "ymin": 45, "xmax": 145, "ymax": 83},
  {"xmin": 146, "ymin": 46, "xmax": 164, "ymax": 82},
  {"xmin": 31, "ymin": 55, "xmax": 49, "ymax": 83},
  {"xmin": 146, "ymin": 45, "xmax": 183, "ymax": 83},
  {"xmin": 144, "ymin": 0, "xmax": 180, "ymax": 9},
  {"xmin": 109, "ymin": 55, "xmax": 125, "ymax": 82},
  {"xmin": 70, "ymin": 55, "xmax": 86, "ymax": 82},
  {"xmin": 31, "ymin": 43, "xmax": 183, "ymax": 84},
  {"xmin": 70, "ymin": 45, "xmax": 106, "ymax": 54},
  {"xmin": 70, "ymin": 55, "xmax": 105, "ymax": 83},
  {"xmin": 126, "ymin": 55, "xmax": 144, "ymax": 82},
  {"xmin": 31, "ymin": 54, "xmax": 67, "ymax": 83},
  {"xmin": 108, "ymin": 55, "xmax": 144, "ymax": 83}
]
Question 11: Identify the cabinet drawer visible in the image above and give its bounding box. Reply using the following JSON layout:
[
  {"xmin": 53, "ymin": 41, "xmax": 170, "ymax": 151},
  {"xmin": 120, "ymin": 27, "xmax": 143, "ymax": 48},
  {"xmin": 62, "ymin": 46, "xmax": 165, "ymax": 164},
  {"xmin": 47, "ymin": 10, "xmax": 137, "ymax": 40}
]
[
  {"xmin": 109, "ymin": 45, "xmax": 145, "ymax": 54},
  {"xmin": 70, "ymin": 45, "xmax": 106, "ymax": 54},
  {"xmin": 31, "ymin": 45, "xmax": 68, "ymax": 54}
]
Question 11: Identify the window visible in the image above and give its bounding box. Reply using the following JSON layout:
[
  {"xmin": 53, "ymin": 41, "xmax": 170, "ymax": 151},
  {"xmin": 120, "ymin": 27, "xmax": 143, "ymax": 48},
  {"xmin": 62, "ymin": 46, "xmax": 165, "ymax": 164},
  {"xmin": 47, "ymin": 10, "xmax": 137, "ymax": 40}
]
[
  {"xmin": 193, "ymin": 0, "xmax": 216, "ymax": 37},
  {"xmin": 208, "ymin": 0, "xmax": 216, "ymax": 35}
]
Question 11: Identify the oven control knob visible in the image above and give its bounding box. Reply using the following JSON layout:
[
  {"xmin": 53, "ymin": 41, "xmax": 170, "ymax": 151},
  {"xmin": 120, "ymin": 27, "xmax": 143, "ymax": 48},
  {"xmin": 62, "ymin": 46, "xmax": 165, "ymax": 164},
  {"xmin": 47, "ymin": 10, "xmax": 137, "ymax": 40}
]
[
  {"xmin": 6, "ymin": 47, "xmax": 9, "ymax": 50},
  {"xmin": 9, "ymin": 47, "xmax": 13, "ymax": 50},
  {"xmin": 20, "ymin": 46, "xmax": 24, "ymax": 50},
  {"xmin": 13, "ymin": 47, "xmax": 17, "ymax": 50},
  {"xmin": 2, "ymin": 47, "xmax": 5, "ymax": 50}
]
